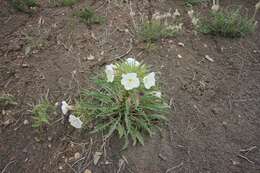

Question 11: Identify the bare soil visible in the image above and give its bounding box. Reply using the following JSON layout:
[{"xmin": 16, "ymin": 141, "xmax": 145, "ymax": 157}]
[{"xmin": 1, "ymin": 0, "xmax": 260, "ymax": 173}]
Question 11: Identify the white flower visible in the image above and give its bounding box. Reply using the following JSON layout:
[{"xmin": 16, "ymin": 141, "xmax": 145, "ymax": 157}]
[
  {"xmin": 121, "ymin": 73, "xmax": 140, "ymax": 90},
  {"xmin": 173, "ymin": 9, "xmax": 181, "ymax": 17},
  {"xmin": 188, "ymin": 10, "xmax": 194, "ymax": 18},
  {"xmin": 143, "ymin": 72, "xmax": 156, "ymax": 89},
  {"xmin": 151, "ymin": 91, "xmax": 162, "ymax": 98},
  {"xmin": 105, "ymin": 64, "xmax": 116, "ymax": 82},
  {"xmin": 191, "ymin": 17, "xmax": 199, "ymax": 26},
  {"xmin": 211, "ymin": 5, "xmax": 220, "ymax": 12},
  {"xmin": 61, "ymin": 101, "xmax": 72, "ymax": 115},
  {"xmin": 126, "ymin": 58, "xmax": 140, "ymax": 66},
  {"xmin": 69, "ymin": 114, "xmax": 83, "ymax": 129}
]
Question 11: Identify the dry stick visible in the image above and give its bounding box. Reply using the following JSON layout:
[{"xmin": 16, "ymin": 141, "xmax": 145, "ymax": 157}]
[
  {"xmin": 237, "ymin": 154, "xmax": 255, "ymax": 164},
  {"xmin": 165, "ymin": 162, "xmax": 184, "ymax": 173},
  {"xmin": 1, "ymin": 160, "xmax": 16, "ymax": 173},
  {"xmin": 240, "ymin": 146, "xmax": 257, "ymax": 153}
]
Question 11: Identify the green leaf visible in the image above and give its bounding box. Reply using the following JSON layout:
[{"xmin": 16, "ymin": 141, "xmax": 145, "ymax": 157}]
[
  {"xmin": 105, "ymin": 117, "xmax": 120, "ymax": 139},
  {"xmin": 117, "ymin": 123, "xmax": 124, "ymax": 138},
  {"xmin": 150, "ymin": 114, "xmax": 168, "ymax": 121},
  {"xmin": 90, "ymin": 120, "xmax": 113, "ymax": 134},
  {"xmin": 135, "ymin": 131, "xmax": 144, "ymax": 146}
]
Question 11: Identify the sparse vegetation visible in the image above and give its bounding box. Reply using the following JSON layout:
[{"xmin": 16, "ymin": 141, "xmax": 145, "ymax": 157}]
[
  {"xmin": 62, "ymin": 0, "xmax": 78, "ymax": 7},
  {"xmin": 185, "ymin": 0, "xmax": 209, "ymax": 6},
  {"xmin": 32, "ymin": 100, "xmax": 54, "ymax": 129},
  {"xmin": 11, "ymin": 0, "xmax": 38, "ymax": 13},
  {"xmin": 74, "ymin": 7, "xmax": 105, "ymax": 25},
  {"xmin": 0, "ymin": 94, "xmax": 17, "ymax": 108},
  {"xmin": 198, "ymin": 8, "xmax": 256, "ymax": 37},
  {"xmin": 138, "ymin": 20, "xmax": 181, "ymax": 42},
  {"xmin": 75, "ymin": 58, "xmax": 169, "ymax": 148}
]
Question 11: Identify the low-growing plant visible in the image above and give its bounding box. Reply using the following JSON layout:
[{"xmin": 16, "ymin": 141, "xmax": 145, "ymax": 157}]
[
  {"xmin": 11, "ymin": 0, "xmax": 38, "ymax": 13},
  {"xmin": 185, "ymin": 0, "xmax": 209, "ymax": 6},
  {"xmin": 32, "ymin": 100, "xmax": 54, "ymax": 129},
  {"xmin": 137, "ymin": 10, "xmax": 182, "ymax": 42},
  {"xmin": 198, "ymin": 8, "xmax": 256, "ymax": 37},
  {"xmin": 75, "ymin": 58, "xmax": 169, "ymax": 148},
  {"xmin": 0, "ymin": 94, "xmax": 17, "ymax": 108},
  {"xmin": 138, "ymin": 20, "xmax": 182, "ymax": 42},
  {"xmin": 74, "ymin": 7, "xmax": 105, "ymax": 25},
  {"xmin": 62, "ymin": 0, "xmax": 78, "ymax": 7}
]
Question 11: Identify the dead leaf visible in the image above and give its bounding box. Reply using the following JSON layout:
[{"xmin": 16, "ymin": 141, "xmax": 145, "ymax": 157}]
[
  {"xmin": 93, "ymin": 152, "xmax": 102, "ymax": 165},
  {"xmin": 84, "ymin": 169, "xmax": 92, "ymax": 173}
]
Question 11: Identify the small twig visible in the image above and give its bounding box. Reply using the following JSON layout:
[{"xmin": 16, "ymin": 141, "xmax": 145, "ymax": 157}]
[
  {"xmin": 1, "ymin": 160, "xmax": 16, "ymax": 173},
  {"xmin": 237, "ymin": 154, "xmax": 255, "ymax": 164},
  {"xmin": 240, "ymin": 146, "xmax": 257, "ymax": 153},
  {"xmin": 165, "ymin": 161, "xmax": 183, "ymax": 173}
]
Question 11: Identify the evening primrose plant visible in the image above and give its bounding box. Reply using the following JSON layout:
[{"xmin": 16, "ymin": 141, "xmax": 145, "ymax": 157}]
[{"xmin": 75, "ymin": 58, "xmax": 169, "ymax": 148}]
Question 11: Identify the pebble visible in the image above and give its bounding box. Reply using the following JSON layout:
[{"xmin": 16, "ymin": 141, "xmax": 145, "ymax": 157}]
[
  {"xmin": 23, "ymin": 120, "xmax": 29, "ymax": 125},
  {"xmin": 87, "ymin": 54, "xmax": 95, "ymax": 60},
  {"xmin": 178, "ymin": 42, "xmax": 185, "ymax": 47},
  {"xmin": 74, "ymin": 152, "xmax": 81, "ymax": 160},
  {"xmin": 177, "ymin": 54, "xmax": 182, "ymax": 59},
  {"xmin": 205, "ymin": 55, "xmax": 214, "ymax": 62},
  {"xmin": 22, "ymin": 64, "xmax": 29, "ymax": 68},
  {"xmin": 84, "ymin": 169, "xmax": 92, "ymax": 173}
]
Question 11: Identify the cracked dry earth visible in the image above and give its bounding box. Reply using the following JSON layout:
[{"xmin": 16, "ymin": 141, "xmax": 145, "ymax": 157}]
[{"xmin": 1, "ymin": 0, "xmax": 260, "ymax": 173}]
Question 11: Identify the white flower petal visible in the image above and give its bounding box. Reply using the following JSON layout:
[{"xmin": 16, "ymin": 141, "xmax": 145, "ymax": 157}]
[
  {"xmin": 126, "ymin": 58, "xmax": 140, "ymax": 66},
  {"xmin": 61, "ymin": 101, "xmax": 70, "ymax": 115},
  {"xmin": 105, "ymin": 64, "xmax": 116, "ymax": 82},
  {"xmin": 69, "ymin": 114, "xmax": 83, "ymax": 129},
  {"xmin": 143, "ymin": 72, "xmax": 156, "ymax": 89},
  {"xmin": 173, "ymin": 9, "xmax": 180, "ymax": 17},
  {"xmin": 121, "ymin": 73, "xmax": 140, "ymax": 90},
  {"xmin": 151, "ymin": 91, "xmax": 162, "ymax": 98}
]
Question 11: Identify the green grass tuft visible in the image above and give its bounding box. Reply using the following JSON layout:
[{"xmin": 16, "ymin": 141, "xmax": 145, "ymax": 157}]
[
  {"xmin": 198, "ymin": 8, "xmax": 256, "ymax": 38},
  {"xmin": 185, "ymin": 0, "xmax": 209, "ymax": 6},
  {"xmin": 32, "ymin": 100, "xmax": 54, "ymax": 128},
  {"xmin": 11, "ymin": 0, "xmax": 38, "ymax": 13},
  {"xmin": 138, "ymin": 20, "xmax": 180, "ymax": 42},
  {"xmin": 0, "ymin": 95, "xmax": 17, "ymax": 108},
  {"xmin": 62, "ymin": 0, "xmax": 78, "ymax": 7},
  {"xmin": 74, "ymin": 7, "xmax": 105, "ymax": 25}
]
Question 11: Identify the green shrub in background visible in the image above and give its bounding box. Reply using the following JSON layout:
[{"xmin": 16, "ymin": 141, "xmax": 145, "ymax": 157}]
[
  {"xmin": 199, "ymin": 8, "xmax": 256, "ymax": 37},
  {"xmin": 11, "ymin": 0, "xmax": 38, "ymax": 13},
  {"xmin": 74, "ymin": 7, "xmax": 105, "ymax": 25}
]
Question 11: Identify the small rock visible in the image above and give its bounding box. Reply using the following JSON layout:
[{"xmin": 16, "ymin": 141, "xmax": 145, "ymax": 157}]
[
  {"xmin": 3, "ymin": 120, "xmax": 11, "ymax": 125},
  {"xmin": 47, "ymin": 137, "xmax": 52, "ymax": 141},
  {"xmin": 84, "ymin": 169, "xmax": 92, "ymax": 173},
  {"xmin": 23, "ymin": 120, "xmax": 29, "ymax": 125},
  {"xmin": 178, "ymin": 42, "xmax": 184, "ymax": 47},
  {"xmin": 177, "ymin": 54, "xmax": 182, "ymax": 59},
  {"xmin": 74, "ymin": 152, "xmax": 81, "ymax": 160},
  {"xmin": 222, "ymin": 121, "xmax": 227, "ymax": 126},
  {"xmin": 22, "ymin": 148, "xmax": 28, "ymax": 153},
  {"xmin": 34, "ymin": 137, "xmax": 40, "ymax": 142},
  {"xmin": 58, "ymin": 166, "xmax": 63, "ymax": 170},
  {"xmin": 22, "ymin": 64, "xmax": 29, "ymax": 68},
  {"xmin": 87, "ymin": 54, "xmax": 95, "ymax": 60},
  {"xmin": 48, "ymin": 144, "xmax": 52, "ymax": 148},
  {"xmin": 205, "ymin": 55, "xmax": 214, "ymax": 62},
  {"xmin": 231, "ymin": 159, "xmax": 240, "ymax": 165}
]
